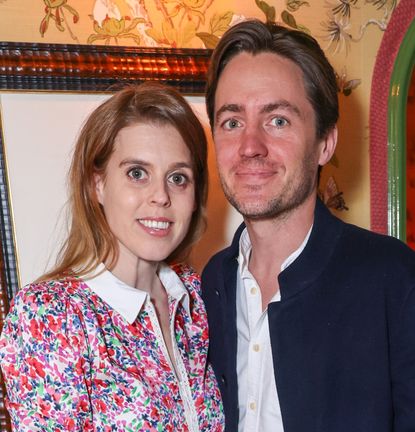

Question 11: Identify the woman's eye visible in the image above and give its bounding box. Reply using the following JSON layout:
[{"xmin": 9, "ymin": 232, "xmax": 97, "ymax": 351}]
[
  {"xmin": 169, "ymin": 173, "xmax": 188, "ymax": 186},
  {"xmin": 127, "ymin": 167, "xmax": 146, "ymax": 180},
  {"xmin": 223, "ymin": 118, "xmax": 241, "ymax": 130},
  {"xmin": 270, "ymin": 117, "xmax": 289, "ymax": 128}
]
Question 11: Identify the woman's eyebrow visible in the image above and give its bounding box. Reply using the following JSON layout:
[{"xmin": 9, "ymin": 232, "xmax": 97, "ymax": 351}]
[
  {"xmin": 119, "ymin": 159, "xmax": 193, "ymax": 170},
  {"xmin": 119, "ymin": 159, "xmax": 149, "ymax": 168}
]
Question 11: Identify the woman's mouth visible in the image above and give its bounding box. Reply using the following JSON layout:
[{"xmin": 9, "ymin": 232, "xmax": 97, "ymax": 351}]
[{"xmin": 138, "ymin": 219, "xmax": 171, "ymax": 230}]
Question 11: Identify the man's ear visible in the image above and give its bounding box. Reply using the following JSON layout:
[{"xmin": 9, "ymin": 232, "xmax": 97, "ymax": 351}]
[
  {"xmin": 318, "ymin": 126, "xmax": 338, "ymax": 166},
  {"xmin": 94, "ymin": 173, "xmax": 104, "ymax": 205}
]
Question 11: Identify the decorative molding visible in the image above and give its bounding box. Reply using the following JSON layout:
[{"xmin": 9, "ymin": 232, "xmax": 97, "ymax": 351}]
[
  {"xmin": 0, "ymin": 42, "xmax": 212, "ymax": 94},
  {"xmin": 387, "ymin": 18, "xmax": 415, "ymax": 240},
  {"xmin": 369, "ymin": 0, "xmax": 415, "ymax": 235}
]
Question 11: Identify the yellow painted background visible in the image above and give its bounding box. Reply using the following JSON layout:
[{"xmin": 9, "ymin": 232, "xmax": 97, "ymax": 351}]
[{"xmin": 0, "ymin": 0, "xmax": 401, "ymax": 230}]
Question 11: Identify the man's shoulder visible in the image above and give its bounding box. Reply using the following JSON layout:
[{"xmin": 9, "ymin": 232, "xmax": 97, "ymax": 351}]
[
  {"xmin": 339, "ymin": 219, "xmax": 415, "ymax": 266},
  {"xmin": 342, "ymin": 219, "xmax": 411, "ymax": 248},
  {"xmin": 202, "ymin": 245, "xmax": 235, "ymax": 280},
  {"xmin": 202, "ymin": 222, "xmax": 245, "ymax": 278}
]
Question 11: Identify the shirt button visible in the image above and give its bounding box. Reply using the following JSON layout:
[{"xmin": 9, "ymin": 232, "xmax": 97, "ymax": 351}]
[
  {"xmin": 249, "ymin": 401, "xmax": 256, "ymax": 411},
  {"xmin": 253, "ymin": 344, "xmax": 260, "ymax": 352},
  {"xmin": 250, "ymin": 286, "xmax": 257, "ymax": 295}
]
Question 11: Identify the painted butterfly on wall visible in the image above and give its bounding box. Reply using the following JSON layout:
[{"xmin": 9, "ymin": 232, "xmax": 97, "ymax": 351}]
[{"xmin": 319, "ymin": 176, "xmax": 349, "ymax": 211}]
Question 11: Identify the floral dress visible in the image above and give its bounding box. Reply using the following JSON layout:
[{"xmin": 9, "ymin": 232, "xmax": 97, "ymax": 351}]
[{"xmin": 0, "ymin": 263, "xmax": 224, "ymax": 431}]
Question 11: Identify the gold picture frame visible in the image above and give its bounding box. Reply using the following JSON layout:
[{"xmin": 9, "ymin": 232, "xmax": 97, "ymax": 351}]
[{"xmin": 0, "ymin": 41, "xmax": 211, "ymax": 429}]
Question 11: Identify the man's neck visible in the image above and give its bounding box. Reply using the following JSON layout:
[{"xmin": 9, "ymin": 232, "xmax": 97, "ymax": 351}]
[{"xmin": 244, "ymin": 195, "xmax": 316, "ymax": 308}]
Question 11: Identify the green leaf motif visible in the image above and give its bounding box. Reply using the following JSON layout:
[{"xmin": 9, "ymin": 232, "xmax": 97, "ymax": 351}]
[
  {"xmin": 145, "ymin": 27, "xmax": 164, "ymax": 44},
  {"xmin": 210, "ymin": 11, "xmax": 233, "ymax": 36},
  {"xmin": 191, "ymin": 9, "xmax": 205, "ymax": 24},
  {"xmin": 121, "ymin": 34, "xmax": 142, "ymax": 45},
  {"xmin": 255, "ymin": 0, "xmax": 276, "ymax": 23},
  {"xmin": 109, "ymin": 337, "xmax": 121, "ymax": 347},
  {"xmin": 196, "ymin": 32, "xmax": 220, "ymax": 49},
  {"xmin": 286, "ymin": 0, "xmax": 310, "ymax": 12},
  {"xmin": 281, "ymin": 10, "xmax": 297, "ymax": 28},
  {"xmin": 296, "ymin": 23, "xmax": 311, "ymax": 34},
  {"xmin": 87, "ymin": 34, "xmax": 108, "ymax": 44},
  {"xmin": 37, "ymin": 381, "xmax": 45, "ymax": 396}
]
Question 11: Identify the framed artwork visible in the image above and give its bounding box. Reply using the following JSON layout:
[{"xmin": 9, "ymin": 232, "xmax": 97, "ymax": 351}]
[{"xmin": 0, "ymin": 41, "xmax": 222, "ymax": 429}]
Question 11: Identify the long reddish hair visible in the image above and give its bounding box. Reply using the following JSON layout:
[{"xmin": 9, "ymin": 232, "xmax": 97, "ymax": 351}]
[{"xmin": 39, "ymin": 83, "xmax": 208, "ymax": 281}]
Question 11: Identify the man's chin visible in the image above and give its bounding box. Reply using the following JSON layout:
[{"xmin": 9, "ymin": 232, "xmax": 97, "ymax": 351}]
[{"xmin": 231, "ymin": 200, "xmax": 280, "ymax": 220}]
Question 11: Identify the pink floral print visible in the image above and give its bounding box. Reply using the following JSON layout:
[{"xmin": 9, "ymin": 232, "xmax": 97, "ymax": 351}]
[{"xmin": 0, "ymin": 264, "xmax": 224, "ymax": 431}]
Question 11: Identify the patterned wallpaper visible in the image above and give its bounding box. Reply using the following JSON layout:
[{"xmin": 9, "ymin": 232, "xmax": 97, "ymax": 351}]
[
  {"xmin": 0, "ymin": 0, "xmax": 400, "ymax": 229},
  {"xmin": 0, "ymin": 1, "xmax": 397, "ymax": 49}
]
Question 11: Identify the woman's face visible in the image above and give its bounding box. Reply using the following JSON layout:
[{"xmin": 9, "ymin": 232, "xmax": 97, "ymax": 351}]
[{"xmin": 95, "ymin": 122, "xmax": 196, "ymax": 266}]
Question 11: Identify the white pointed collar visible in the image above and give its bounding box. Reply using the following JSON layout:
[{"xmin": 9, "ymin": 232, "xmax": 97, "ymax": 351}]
[{"xmin": 84, "ymin": 263, "xmax": 190, "ymax": 324}]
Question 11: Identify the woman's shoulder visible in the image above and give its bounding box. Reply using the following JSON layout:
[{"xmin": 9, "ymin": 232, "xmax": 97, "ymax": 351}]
[
  {"xmin": 17, "ymin": 276, "xmax": 86, "ymax": 302},
  {"xmin": 170, "ymin": 262, "xmax": 201, "ymax": 290},
  {"xmin": 7, "ymin": 276, "xmax": 91, "ymax": 323},
  {"xmin": 0, "ymin": 277, "xmax": 93, "ymax": 359}
]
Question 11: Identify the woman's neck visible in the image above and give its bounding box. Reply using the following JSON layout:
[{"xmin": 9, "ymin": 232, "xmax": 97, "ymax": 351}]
[{"xmin": 106, "ymin": 249, "xmax": 161, "ymax": 295}]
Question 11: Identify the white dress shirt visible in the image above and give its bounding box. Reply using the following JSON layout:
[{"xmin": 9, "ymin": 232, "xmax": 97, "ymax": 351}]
[{"xmin": 236, "ymin": 227, "xmax": 311, "ymax": 432}]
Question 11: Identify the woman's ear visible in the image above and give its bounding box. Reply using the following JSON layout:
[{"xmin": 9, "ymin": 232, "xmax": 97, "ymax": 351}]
[
  {"xmin": 94, "ymin": 173, "xmax": 105, "ymax": 205},
  {"xmin": 318, "ymin": 126, "xmax": 338, "ymax": 166}
]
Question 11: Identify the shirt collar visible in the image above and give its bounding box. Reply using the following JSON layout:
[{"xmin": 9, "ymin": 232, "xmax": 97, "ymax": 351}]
[
  {"xmin": 238, "ymin": 225, "xmax": 313, "ymax": 277},
  {"xmin": 84, "ymin": 263, "xmax": 190, "ymax": 324}
]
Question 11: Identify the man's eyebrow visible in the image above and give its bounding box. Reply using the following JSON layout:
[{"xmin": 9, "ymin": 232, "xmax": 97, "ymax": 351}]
[
  {"xmin": 260, "ymin": 101, "xmax": 301, "ymax": 117},
  {"xmin": 215, "ymin": 101, "xmax": 302, "ymax": 124},
  {"xmin": 215, "ymin": 104, "xmax": 243, "ymax": 123}
]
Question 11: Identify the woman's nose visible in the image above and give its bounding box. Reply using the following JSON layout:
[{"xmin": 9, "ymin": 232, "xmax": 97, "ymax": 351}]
[{"xmin": 149, "ymin": 181, "xmax": 171, "ymax": 207}]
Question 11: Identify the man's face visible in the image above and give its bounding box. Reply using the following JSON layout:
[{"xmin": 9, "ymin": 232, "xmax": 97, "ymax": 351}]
[{"xmin": 213, "ymin": 52, "xmax": 332, "ymax": 220}]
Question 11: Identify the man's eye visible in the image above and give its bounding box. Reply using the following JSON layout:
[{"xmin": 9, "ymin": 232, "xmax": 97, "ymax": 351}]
[
  {"xmin": 270, "ymin": 117, "xmax": 289, "ymax": 128},
  {"xmin": 127, "ymin": 167, "xmax": 146, "ymax": 180},
  {"xmin": 223, "ymin": 118, "xmax": 241, "ymax": 130},
  {"xmin": 169, "ymin": 173, "xmax": 188, "ymax": 186}
]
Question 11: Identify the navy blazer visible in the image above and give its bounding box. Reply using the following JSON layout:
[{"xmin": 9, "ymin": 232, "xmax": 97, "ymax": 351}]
[{"xmin": 202, "ymin": 199, "xmax": 415, "ymax": 432}]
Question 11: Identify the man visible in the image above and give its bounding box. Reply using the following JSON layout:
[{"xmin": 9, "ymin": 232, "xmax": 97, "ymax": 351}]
[{"xmin": 202, "ymin": 19, "xmax": 415, "ymax": 432}]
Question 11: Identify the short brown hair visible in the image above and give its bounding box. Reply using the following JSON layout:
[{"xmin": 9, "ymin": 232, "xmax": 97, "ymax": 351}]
[
  {"xmin": 41, "ymin": 82, "xmax": 208, "ymax": 281},
  {"xmin": 206, "ymin": 19, "xmax": 339, "ymax": 140}
]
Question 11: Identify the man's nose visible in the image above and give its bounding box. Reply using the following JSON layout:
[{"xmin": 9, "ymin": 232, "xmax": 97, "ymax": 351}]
[{"xmin": 238, "ymin": 124, "xmax": 268, "ymax": 158}]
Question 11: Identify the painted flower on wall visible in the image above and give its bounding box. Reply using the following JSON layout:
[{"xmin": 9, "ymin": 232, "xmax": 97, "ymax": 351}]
[
  {"xmin": 40, "ymin": 0, "xmax": 80, "ymax": 41},
  {"xmin": 197, "ymin": 0, "xmax": 312, "ymax": 49},
  {"xmin": 365, "ymin": 0, "xmax": 397, "ymax": 10},
  {"xmin": 88, "ymin": 15, "xmax": 145, "ymax": 45},
  {"xmin": 321, "ymin": 13, "xmax": 353, "ymax": 54},
  {"xmin": 321, "ymin": 0, "xmax": 397, "ymax": 54},
  {"xmin": 196, "ymin": 11, "xmax": 234, "ymax": 49},
  {"xmin": 90, "ymin": 0, "xmax": 219, "ymax": 48}
]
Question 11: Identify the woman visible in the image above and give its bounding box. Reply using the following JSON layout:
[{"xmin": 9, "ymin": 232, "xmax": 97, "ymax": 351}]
[{"xmin": 0, "ymin": 83, "xmax": 224, "ymax": 431}]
